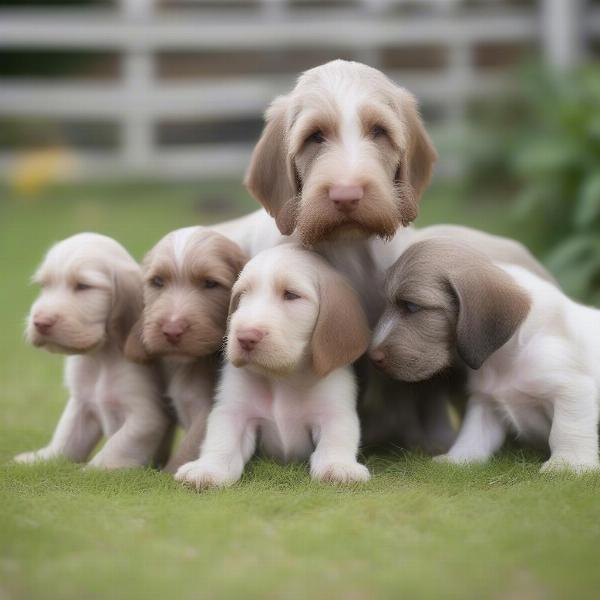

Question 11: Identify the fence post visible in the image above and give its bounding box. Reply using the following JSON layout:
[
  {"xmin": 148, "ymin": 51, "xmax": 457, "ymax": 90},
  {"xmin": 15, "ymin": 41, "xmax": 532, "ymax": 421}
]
[
  {"xmin": 444, "ymin": 1, "xmax": 469, "ymax": 177},
  {"xmin": 120, "ymin": 0, "xmax": 154, "ymax": 173},
  {"xmin": 541, "ymin": 0, "xmax": 585, "ymax": 69}
]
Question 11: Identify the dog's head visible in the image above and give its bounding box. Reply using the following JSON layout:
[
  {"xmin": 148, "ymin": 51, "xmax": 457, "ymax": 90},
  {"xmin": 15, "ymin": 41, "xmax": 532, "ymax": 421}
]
[
  {"xmin": 245, "ymin": 60, "xmax": 437, "ymax": 246},
  {"xmin": 125, "ymin": 227, "xmax": 247, "ymax": 363},
  {"xmin": 27, "ymin": 233, "xmax": 142, "ymax": 354},
  {"xmin": 369, "ymin": 238, "xmax": 531, "ymax": 381},
  {"xmin": 226, "ymin": 244, "xmax": 370, "ymax": 377}
]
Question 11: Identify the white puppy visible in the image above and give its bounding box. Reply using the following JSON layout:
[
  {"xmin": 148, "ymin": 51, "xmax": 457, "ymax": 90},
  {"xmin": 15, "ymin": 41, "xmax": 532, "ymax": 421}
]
[
  {"xmin": 175, "ymin": 244, "xmax": 371, "ymax": 488},
  {"xmin": 15, "ymin": 233, "xmax": 169, "ymax": 469},
  {"xmin": 372, "ymin": 237, "xmax": 600, "ymax": 473},
  {"xmin": 452, "ymin": 264, "xmax": 600, "ymax": 473}
]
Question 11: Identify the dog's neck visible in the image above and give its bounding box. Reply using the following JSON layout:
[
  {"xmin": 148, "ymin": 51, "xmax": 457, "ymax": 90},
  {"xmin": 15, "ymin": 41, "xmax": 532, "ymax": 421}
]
[{"xmin": 243, "ymin": 356, "xmax": 325, "ymax": 391}]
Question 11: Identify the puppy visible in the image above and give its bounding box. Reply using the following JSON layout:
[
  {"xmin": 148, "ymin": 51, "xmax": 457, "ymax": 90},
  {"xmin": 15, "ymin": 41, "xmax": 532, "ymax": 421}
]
[
  {"xmin": 175, "ymin": 244, "xmax": 371, "ymax": 489},
  {"xmin": 125, "ymin": 227, "xmax": 247, "ymax": 472},
  {"xmin": 363, "ymin": 225, "xmax": 558, "ymax": 452},
  {"xmin": 371, "ymin": 236, "xmax": 600, "ymax": 473},
  {"xmin": 16, "ymin": 233, "xmax": 168, "ymax": 469}
]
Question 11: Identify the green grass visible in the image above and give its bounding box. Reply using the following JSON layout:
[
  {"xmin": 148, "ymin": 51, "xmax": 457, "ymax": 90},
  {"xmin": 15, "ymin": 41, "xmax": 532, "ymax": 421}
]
[{"xmin": 1, "ymin": 181, "xmax": 600, "ymax": 600}]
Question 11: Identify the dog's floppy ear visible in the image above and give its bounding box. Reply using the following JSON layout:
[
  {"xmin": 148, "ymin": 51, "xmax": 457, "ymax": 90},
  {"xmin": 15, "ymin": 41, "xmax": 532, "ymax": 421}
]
[
  {"xmin": 244, "ymin": 95, "xmax": 298, "ymax": 235},
  {"xmin": 222, "ymin": 240, "xmax": 248, "ymax": 280},
  {"xmin": 393, "ymin": 88, "xmax": 437, "ymax": 225},
  {"xmin": 448, "ymin": 265, "xmax": 531, "ymax": 370},
  {"xmin": 108, "ymin": 263, "xmax": 145, "ymax": 352},
  {"xmin": 123, "ymin": 316, "xmax": 151, "ymax": 363},
  {"xmin": 311, "ymin": 268, "xmax": 371, "ymax": 377},
  {"xmin": 228, "ymin": 288, "xmax": 243, "ymax": 318}
]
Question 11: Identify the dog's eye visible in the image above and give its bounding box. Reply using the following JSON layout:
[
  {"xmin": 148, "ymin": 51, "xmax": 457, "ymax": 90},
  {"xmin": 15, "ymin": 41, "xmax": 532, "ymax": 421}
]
[
  {"xmin": 370, "ymin": 125, "xmax": 386, "ymax": 139},
  {"xmin": 307, "ymin": 130, "xmax": 325, "ymax": 144},
  {"xmin": 150, "ymin": 276, "xmax": 164, "ymax": 289},
  {"xmin": 400, "ymin": 300, "xmax": 422, "ymax": 314},
  {"xmin": 74, "ymin": 283, "xmax": 92, "ymax": 292},
  {"xmin": 283, "ymin": 290, "xmax": 301, "ymax": 301},
  {"xmin": 204, "ymin": 279, "xmax": 219, "ymax": 289}
]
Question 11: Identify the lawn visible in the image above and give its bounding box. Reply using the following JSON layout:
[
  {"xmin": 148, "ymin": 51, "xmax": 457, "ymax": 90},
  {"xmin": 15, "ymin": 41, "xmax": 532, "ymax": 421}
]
[{"xmin": 1, "ymin": 181, "xmax": 599, "ymax": 600}]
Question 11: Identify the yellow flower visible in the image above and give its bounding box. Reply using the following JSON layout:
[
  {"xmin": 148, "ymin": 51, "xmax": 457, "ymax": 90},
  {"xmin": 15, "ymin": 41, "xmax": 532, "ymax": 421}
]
[{"xmin": 10, "ymin": 148, "xmax": 77, "ymax": 196}]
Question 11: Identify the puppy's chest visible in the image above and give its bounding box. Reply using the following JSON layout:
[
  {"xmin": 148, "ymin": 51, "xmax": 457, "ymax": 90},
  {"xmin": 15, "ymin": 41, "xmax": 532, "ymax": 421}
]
[
  {"xmin": 255, "ymin": 388, "xmax": 316, "ymax": 463},
  {"xmin": 166, "ymin": 364, "xmax": 213, "ymax": 429},
  {"xmin": 67, "ymin": 358, "xmax": 127, "ymax": 432}
]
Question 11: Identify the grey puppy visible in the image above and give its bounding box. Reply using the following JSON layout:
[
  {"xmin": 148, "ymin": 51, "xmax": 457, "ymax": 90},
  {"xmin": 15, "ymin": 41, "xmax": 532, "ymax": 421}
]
[{"xmin": 363, "ymin": 226, "xmax": 555, "ymax": 452}]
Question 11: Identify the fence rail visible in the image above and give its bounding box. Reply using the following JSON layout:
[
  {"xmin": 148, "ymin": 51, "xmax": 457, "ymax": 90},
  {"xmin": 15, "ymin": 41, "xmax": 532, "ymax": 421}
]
[{"xmin": 0, "ymin": 0, "xmax": 596, "ymax": 180}]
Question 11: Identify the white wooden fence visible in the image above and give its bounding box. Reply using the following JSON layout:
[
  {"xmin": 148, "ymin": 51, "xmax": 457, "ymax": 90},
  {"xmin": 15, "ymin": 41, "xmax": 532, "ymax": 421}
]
[{"xmin": 0, "ymin": 0, "xmax": 598, "ymax": 180}]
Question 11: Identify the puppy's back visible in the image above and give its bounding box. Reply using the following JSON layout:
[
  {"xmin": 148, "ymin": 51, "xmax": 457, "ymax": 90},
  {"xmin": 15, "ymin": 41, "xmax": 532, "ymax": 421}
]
[{"xmin": 414, "ymin": 225, "xmax": 555, "ymax": 285}]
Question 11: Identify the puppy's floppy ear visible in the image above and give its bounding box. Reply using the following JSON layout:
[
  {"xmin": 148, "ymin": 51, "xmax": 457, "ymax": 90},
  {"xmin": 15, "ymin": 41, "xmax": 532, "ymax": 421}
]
[
  {"xmin": 123, "ymin": 317, "xmax": 151, "ymax": 363},
  {"xmin": 108, "ymin": 262, "xmax": 145, "ymax": 352},
  {"xmin": 394, "ymin": 88, "xmax": 437, "ymax": 224},
  {"xmin": 448, "ymin": 265, "xmax": 531, "ymax": 370},
  {"xmin": 311, "ymin": 268, "xmax": 371, "ymax": 378},
  {"xmin": 222, "ymin": 239, "xmax": 248, "ymax": 279},
  {"xmin": 228, "ymin": 288, "xmax": 242, "ymax": 318},
  {"xmin": 244, "ymin": 95, "xmax": 298, "ymax": 235}
]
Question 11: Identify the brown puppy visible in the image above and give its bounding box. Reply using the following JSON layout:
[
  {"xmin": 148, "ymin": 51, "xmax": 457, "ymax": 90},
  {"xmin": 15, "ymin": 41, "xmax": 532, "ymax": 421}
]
[{"xmin": 125, "ymin": 226, "xmax": 247, "ymax": 472}]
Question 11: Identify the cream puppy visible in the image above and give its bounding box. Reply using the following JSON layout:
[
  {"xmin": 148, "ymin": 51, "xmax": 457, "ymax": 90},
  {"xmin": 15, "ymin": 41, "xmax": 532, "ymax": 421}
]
[
  {"xmin": 125, "ymin": 227, "xmax": 247, "ymax": 472},
  {"xmin": 372, "ymin": 237, "xmax": 600, "ymax": 473},
  {"xmin": 175, "ymin": 244, "xmax": 371, "ymax": 489},
  {"xmin": 16, "ymin": 233, "xmax": 168, "ymax": 469}
]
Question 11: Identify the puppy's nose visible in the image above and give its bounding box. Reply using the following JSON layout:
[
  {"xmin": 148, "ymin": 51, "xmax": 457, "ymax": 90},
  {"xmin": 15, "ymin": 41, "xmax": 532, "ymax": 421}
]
[
  {"xmin": 33, "ymin": 316, "xmax": 57, "ymax": 335},
  {"xmin": 329, "ymin": 184, "xmax": 364, "ymax": 213},
  {"xmin": 162, "ymin": 319, "xmax": 189, "ymax": 344},
  {"xmin": 369, "ymin": 348, "xmax": 386, "ymax": 368},
  {"xmin": 237, "ymin": 328, "xmax": 265, "ymax": 352}
]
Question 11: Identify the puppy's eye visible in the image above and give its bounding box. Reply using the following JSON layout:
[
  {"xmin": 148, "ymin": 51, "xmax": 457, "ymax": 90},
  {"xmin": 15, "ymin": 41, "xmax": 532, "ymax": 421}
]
[
  {"xmin": 371, "ymin": 125, "xmax": 386, "ymax": 139},
  {"xmin": 307, "ymin": 130, "xmax": 325, "ymax": 144},
  {"xmin": 74, "ymin": 283, "xmax": 92, "ymax": 292},
  {"xmin": 204, "ymin": 279, "xmax": 219, "ymax": 289},
  {"xmin": 400, "ymin": 300, "xmax": 422, "ymax": 314},
  {"xmin": 283, "ymin": 290, "xmax": 301, "ymax": 301},
  {"xmin": 150, "ymin": 276, "xmax": 164, "ymax": 289}
]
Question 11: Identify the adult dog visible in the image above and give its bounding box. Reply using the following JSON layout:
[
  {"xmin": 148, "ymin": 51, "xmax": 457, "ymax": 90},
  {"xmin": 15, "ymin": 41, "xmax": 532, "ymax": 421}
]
[{"xmin": 213, "ymin": 60, "xmax": 448, "ymax": 451}]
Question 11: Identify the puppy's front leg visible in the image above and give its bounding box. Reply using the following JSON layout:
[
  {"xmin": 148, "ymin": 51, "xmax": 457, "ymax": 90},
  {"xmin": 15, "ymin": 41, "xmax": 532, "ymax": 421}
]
[
  {"xmin": 14, "ymin": 396, "xmax": 101, "ymax": 464},
  {"xmin": 436, "ymin": 395, "xmax": 506, "ymax": 464},
  {"xmin": 310, "ymin": 404, "xmax": 370, "ymax": 484},
  {"xmin": 163, "ymin": 403, "xmax": 211, "ymax": 473},
  {"xmin": 175, "ymin": 403, "xmax": 256, "ymax": 489},
  {"xmin": 541, "ymin": 377, "xmax": 599, "ymax": 474},
  {"xmin": 88, "ymin": 403, "xmax": 168, "ymax": 469}
]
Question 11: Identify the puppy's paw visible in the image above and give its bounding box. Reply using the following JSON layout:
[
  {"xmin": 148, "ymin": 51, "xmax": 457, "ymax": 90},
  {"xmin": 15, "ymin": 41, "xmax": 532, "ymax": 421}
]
[
  {"xmin": 86, "ymin": 454, "xmax": 141, "ymax": 470},
  {"xmin": 540, "ymin": 457, "xmax": 600, "ymax": 475},
  {"xmin": 13, "ymin": 448, "xmax": 56, "ymax": 464},
  {"xmin": 175, "ymin": 460, "xmax": 238, "ymax": 490},
  {"xmin": 433, "ymin": 453, "xmax": 485, "ymax": 465},
  {"xmin": 311, "ymin": 461, "xmax": 370, "ymax": 484},
  {"xmin": 432, "ymin": 453, "xmax": 452, "ymax": 464}
]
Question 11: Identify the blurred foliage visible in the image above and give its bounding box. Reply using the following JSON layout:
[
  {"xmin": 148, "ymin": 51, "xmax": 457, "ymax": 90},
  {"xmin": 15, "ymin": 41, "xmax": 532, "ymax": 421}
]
[{"xmin": 463, "ymin": 64, "xmax": 600, "ymax": 304}]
